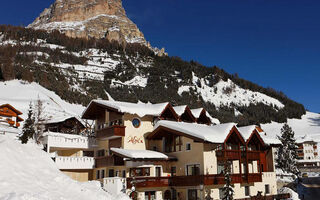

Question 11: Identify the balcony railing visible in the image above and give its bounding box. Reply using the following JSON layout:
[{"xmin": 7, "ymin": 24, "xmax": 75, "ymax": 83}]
[
  {"xmin": 127, "ymin": 173, "xmax": 262, "ymax": 188},
  {"xmin": 216, "ymin": 150, "xmax": 241, "ymax": 160},
  {"xmin": 54, "ymin": 156, "xmax": 95, "ymax": 170},
  {"xmin": 95, "ymin": 155, "xmax": 124, "ymax": 168},
  {"xmin": 43, "ymin": 132, "xmax": 97, "ymax": 149},
  {"xmin": 96, "ymin": 125, "xmax": 125, "ymax": 139},
  {"xmin": 247, "ymin": 151, "xmax": 260, "ymax": 160}
]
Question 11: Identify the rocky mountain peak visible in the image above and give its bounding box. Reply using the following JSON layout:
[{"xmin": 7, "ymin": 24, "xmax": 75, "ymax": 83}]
[{"xmin": 28, "ymin": 0, "xmax": 164, "ymax": 53}]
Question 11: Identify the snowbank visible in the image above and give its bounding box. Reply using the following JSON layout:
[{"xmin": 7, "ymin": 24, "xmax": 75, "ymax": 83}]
[
  {"xmin": 279, "ymin": 187, "xmax": 300, "ymax": 200},
  {"xmin": 0, "ymin": 135, "xmax": 129, "ymax": 200}
]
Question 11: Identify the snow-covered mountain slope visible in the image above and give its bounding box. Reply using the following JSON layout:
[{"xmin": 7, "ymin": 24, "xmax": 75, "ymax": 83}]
[
  {"xmin": 0, "ymin": 80, "xmax": 84, "ymax": 122},
  {"xmin": 0, "ymin": 134, "xmax": 129, "ymax": 200},
  {"xmin": 261, "ymin": 112, "xmax": 320, "ymax": 142}
]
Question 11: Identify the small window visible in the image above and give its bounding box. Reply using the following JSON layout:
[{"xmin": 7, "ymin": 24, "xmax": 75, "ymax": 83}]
[
  {"xmin": 171, "ymin": 167, "xmax": 176, "ymax": 176},
  {"xmin": 265, "ymin": 184, "xmax": 270, "ymax": 194},
  {"xmin": 109, "ymin": 169, "xmax": 114, "ymax": 177},
  {"xmin": 96, "ymin": 170, "xmax": 100, "ymax": 179},
  {"xmin": 101, "ymin": 169, "xmax": 105, "ymax": 179},
  {"xmin": 245, "ymin": 186, "xmax": 250, "ymax": 196},
  {"xmin": 152, "ymin": 146, "xmax": 157, "ymax": 151},
  {"xmin": 186, "ymin": 143, "xmax": 191, "ymax": 151},
  {"xmin": 132, "ymin": 118, "xmax": 141, "ymax": 128},
  {"xmin": 219, "ymin": 188, "xmax": 224, "ymax": 199},
  {"xmin": 122, "ymin": 170, "xmax": 126, "ymax": 178}
]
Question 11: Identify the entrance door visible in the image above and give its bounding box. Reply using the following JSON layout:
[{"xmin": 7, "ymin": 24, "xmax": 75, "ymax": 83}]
[
  {"xmin": 145, "ymin": 191, "xmax": 156, "ymax": 200},
  {"xmin": 188, "ymin": 189, "xmax": 197, "ymax": 200}
]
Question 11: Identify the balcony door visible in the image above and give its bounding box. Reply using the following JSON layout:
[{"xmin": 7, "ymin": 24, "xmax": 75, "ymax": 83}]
[
  {"xmin": 186, "ymin": 164, "xmax": 200, "ymax": 176},
  {"xmin": 145, "ymin": 191, "xmax": 156, "ymax": 200},
  {"xmin": 156, "ymin": 167, "xmax": 161, "ymax": 177},
  {"xmin": 188, "ymin": 189, "xmax": 198, "ymax": 200}
]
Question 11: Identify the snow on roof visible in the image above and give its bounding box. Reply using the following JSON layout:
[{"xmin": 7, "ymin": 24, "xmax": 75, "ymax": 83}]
[
  {"xmin": 237, "ymin": 125, "xmax": 257, "ymax": 140},
  {"xmin": 84, "ymin": 100, "xmax": 169, "ymax": 118},
  {"xmin": 260, "ymin": 134, "xmax": 281, "ymax": 145},
  {"xmin": 110, "ymin": 148, "xmax": 169, "ymax": 160},
  {"xmin": 45, "ymin": 115, "xmax": 85, "ymax": 126},
  {"xmin": 42, "ymin": 131, "xmax": 88, "ymax": 140},
  {"xmin": 154, "ymin": 120, "xmax": 237, "ymax": 143},
  {"xmin": 173, "ymin": 105, "xmax": 187, "ymax": 116},
  {"xmin": 297, "ymin": 135, "xmax": 316, "ymax": 144},
  {"xmin": 190, "ymin": 108, "xmax": 204, "ymax": 118}
]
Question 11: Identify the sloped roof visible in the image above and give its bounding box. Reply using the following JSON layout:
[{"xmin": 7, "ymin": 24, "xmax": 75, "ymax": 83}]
[
  {"xmin": 44, "ymin": 115, "xmax": 85, "ymax": 127},
  {"xmin": 238, "ymin": 125, "xmax": 257, "ymax": 140},
  {"xmin": 190, "ymin": 108, "xmax": 204, "ymax": 118},
  {"xmin": 153, "ymin": 120, "xmax": 237, "ymax": 143},
  {"xmin": 0, "ymin": 104, "xmax": 23, "ymax": 115},
  {"xmin": 110, "ymin": 148, "xmax": 171, "ymax": 160},
  {"xmin": 238, "ymin": 125, "xmax": 281, "ymax": 145},
  {"xmin": 173, "ymin": 105, "xmax": 188, "ymax": 116},
  {"xmin": 297, "ymin": 134, "xmax": 316, "ymax": 144},
  {"xmin": 83, "ymin": 100, "xmax": 169, "ymax": 118}
]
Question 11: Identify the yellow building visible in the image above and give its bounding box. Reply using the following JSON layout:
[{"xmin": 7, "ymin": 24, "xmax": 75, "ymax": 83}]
[{"xmin": 80, "ymin": 100, "xmax": 284, "ymax": 200}]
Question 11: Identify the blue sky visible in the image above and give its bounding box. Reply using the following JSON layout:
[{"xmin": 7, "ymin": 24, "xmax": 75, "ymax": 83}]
[{"xmin": 0, "ymin": 0, "xmax": 319, "ymax": 112}]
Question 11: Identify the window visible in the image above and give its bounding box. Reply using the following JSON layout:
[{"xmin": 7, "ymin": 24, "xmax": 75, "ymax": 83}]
[
  {"xmin": 171, "ymin": 167, "xmax": 177, "ymax": 176},
  {"xmin": 97, "ymin": 149, "xmax": 105, "ymax": 157},
  {"xmin": 245, "ymin": 186, "xmax": 250, "ymax": 196},
  {"xmin": 164, "ymin": 136, "xmax": 182, "ymax": 153},
  {"xmin": 217, "ymin": 162, "xmax": 224, "ymax": 174},
  {"xmin": 130, "ymin": 168, "xmax": 151, "ymax": 177},
  {"xmin": 186, "ymin": 164, "xmax": 200, "ymax": 176},
  {"xmin": 122, "ymin": 170, "xmax": 126, "ymax": 178},
  {"xmin": 132, "ymin": 118, "xmax": 141, "ymax": 128},
  {"xmin": 101, "ymin": 169, "xmax": 105, "ymax": 179},
  {"xmin": 96, "ymin": 170, "xmax": 100, "ymax": 179},
  {"xmin": 188, "ymin": 189, "xmax": 198, "ymax": 200},
  {"xmin": 156, "ymin": 167, "xmax": 161, "ymax": 177},
  {"xmin": 108, "ymin": 169, "xmax": 114, "ymax": 177},
  {"xmin": 186, "ymin": 143, "xmax": 191, "ymax": 151},
  {"xmin": 152, "ymin": 146, "xmax": 157, "ymax": 151},
  {"xmin": 145, "ymin": 191, "xmax": 156, "ymax": 200},
  {"xmin": 265, "ymin": 184, "xmax": 270, "ymax": 194}
]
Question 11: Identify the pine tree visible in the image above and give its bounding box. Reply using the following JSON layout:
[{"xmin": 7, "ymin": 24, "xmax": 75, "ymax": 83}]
[
  {"xmin": 276, "ymin": 123, "xmax": 300, "ymax": 176},
  {"xmin": 19, "ymin": 103, "xmax": 35, "ymax": 144},
  {"xmin": 222, "ymin": 161, "xmax": 234, "ymax": 200}
]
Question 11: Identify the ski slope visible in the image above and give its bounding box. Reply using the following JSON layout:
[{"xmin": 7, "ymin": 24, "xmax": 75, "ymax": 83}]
[
  {"xmin": 0, "ymin": 80, "xmax": 84, "ymax": 123},
  {"xmin": 261, "ymin": 111, "xmax": 320, "ymax": 142}
]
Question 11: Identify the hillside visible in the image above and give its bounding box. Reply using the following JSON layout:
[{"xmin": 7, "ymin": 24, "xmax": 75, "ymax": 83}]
[
  {"xmin": 0, "ymin": 133, "xmax": 129, "ymax": 200},
  {"xmin": 0, "ymin": 25, "xmax": 306, "ymax": 126}
]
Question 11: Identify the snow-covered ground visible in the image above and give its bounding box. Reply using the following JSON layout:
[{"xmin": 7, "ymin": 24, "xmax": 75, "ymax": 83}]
[
  {"xmin": 0, "ymin": 80, "xmax": 84, "ymax": 123},
  {"xmin": 262, "ymin": 112, "xmax": 320, "ymax": 143},
  {"xmin": 0, "ymin": 134, "xmax": 129, "ymax": 200}
]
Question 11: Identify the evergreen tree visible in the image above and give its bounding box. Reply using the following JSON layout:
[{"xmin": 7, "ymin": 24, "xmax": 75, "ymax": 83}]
[
  {"xmin": 19, "ymin": 103, "xmax": 35, "ymax": 144},
  {"xmin": 222, "ymin": 161, "xmax": 234, "ymax": 200},
  {"xmin": 276, "ymin": 123, "xmax": 300, "ymax": 176}
]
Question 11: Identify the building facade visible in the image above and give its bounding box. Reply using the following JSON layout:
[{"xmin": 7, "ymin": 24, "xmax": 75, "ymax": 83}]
[
  {"xmin": 78, "ymin": 100, "xmax": 280, "ymax": 200},
  {"xmin": 0, "ymin": 104, "xmax": 23, "ymax": 128}
]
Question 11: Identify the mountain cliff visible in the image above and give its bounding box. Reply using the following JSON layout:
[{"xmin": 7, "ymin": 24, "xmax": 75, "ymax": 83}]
[{"xmin": 28, "ymin": 0, "xmax": 166, "ymax": 55}]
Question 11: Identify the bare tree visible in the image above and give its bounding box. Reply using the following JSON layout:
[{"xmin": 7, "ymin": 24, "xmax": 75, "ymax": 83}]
[{"xmin": 33, "ymin": 96, "xmax": 48, "ymax": 144}]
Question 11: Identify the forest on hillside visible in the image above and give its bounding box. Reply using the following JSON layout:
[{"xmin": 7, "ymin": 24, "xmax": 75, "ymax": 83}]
[{"xmin": 0, "ymin": 25, "xmax": 306, "ymax": 126}]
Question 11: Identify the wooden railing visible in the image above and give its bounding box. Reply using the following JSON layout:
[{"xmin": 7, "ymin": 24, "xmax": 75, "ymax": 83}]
[
  {"xmin": 216, "ymin": 150, "xmax": 241, "ymax": 160},
  {"xmin": 127, "ymin": 173, "xmax": 262, "ymax": 188},
  {"xmin": 96, "ymin": 125, "xmax": 125, "ymax": 139},
  {"xmin": 247, "ymin": 151, "xmax": 260, "ymax": 160},
  {"xmin": 95, "ymin": 155, "xmax": 124, "ymax": 168}
]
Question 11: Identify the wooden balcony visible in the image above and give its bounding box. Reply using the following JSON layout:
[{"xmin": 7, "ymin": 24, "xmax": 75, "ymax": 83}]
[
  {"xmin": 247, "ymin": 173, "xmax": 262, "ymax": 182},
  {"xmin": 96, "ymin": 125, "xmax": 125, "ymax": 139},
  {"xmin": 95, "ymin": 155, "xmax": 124, "ymax": 168},
  {"xmin": 298, "ymin": 153, "xmax": 304, "ymax": 157},
  {"xmin": 216, "ymin": 150, "xmax": 241, "ymax": 160},
  {"xmin": 127, "ymin": 173, "xmax": 262, "ymax": 188},
  {"xmin": 247, "ymin": 151, "xmax": 260, "ymax": 160}
]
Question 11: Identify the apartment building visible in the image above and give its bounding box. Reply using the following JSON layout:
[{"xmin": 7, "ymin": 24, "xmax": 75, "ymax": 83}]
[
  {"xmin": 41, "ymin": 115, "xmax": 97, "ymax": 182},
  {"xmin": 296, "ymin": 135, "xmax": 320, "ymax": 171},
  {"xmin": 80, "ymin": 100, "xmax": 282, "ymax": 200}
]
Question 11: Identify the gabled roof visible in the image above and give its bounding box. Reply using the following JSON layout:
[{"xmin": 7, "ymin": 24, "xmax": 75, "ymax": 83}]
[
  {"xmin": 151, "ymin": 120, "xmax": 237, "ymax": 144},
  {"xmin": 110, "ymin": 148, "xmax": 175, "ymax": 161},
  {"xmin": 238, "ymin": 125, "xmax": 265, "ymax": 146},
  {"xmin": 0, "ymin": 104, "xmax": 22, "ymax": 115},
  {"xmin": 238, "ymin": 125, "xmax": 281, "ymax": 146},
  {"xmin": 190, "ymin": 108, "xmax": 204, "ymax": 118},
  {"xmin": 173, "ymin": 105, "xmax": 188, "ymax": 116},
  {"xmin": 82, "ymin": 100, "xmax": 170, "ymax": 119},
  {"xmin": 44, "ymin": 115, "xmax": 85, "ymax": 127}
]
